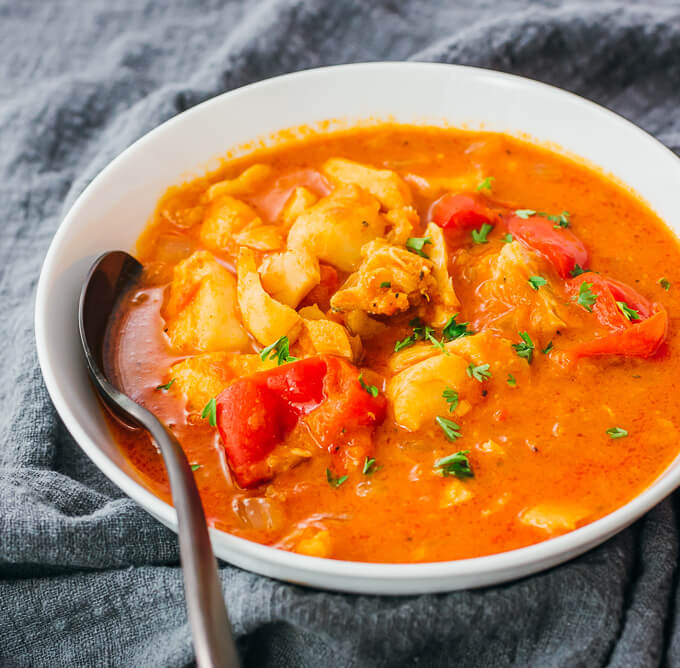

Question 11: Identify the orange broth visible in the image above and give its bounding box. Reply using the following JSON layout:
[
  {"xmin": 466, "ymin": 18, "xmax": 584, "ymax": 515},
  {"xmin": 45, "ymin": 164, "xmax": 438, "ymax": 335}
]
[{"xmin": 109, "ymin": 125, "xmax": 680, "ymax": 563}]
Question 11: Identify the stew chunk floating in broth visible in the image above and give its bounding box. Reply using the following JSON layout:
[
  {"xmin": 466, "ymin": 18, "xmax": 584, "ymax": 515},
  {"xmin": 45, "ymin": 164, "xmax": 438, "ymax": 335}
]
[{"xmin": 109, "ymin": 125, "xmax": 680, "ymax": 563}]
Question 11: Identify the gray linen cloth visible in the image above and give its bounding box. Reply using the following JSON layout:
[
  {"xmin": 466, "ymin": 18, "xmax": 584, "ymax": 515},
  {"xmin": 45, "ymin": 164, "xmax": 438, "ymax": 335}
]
[{"xmin": 2, "ymin": 1, "xmax": 680, "ymax": 666}]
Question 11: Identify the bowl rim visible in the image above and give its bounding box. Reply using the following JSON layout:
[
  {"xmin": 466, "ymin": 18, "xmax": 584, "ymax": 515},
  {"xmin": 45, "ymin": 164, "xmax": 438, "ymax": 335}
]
[{"xmin": 35, "ymin": 61, "xmax": 680, "ymax": 593}]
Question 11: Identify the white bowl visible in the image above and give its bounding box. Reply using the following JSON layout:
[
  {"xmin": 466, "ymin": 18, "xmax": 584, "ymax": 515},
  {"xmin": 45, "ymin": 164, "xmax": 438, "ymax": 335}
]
[{"xmin": 35, "ymin": 62, "xmax": 680, "ymax": 595}]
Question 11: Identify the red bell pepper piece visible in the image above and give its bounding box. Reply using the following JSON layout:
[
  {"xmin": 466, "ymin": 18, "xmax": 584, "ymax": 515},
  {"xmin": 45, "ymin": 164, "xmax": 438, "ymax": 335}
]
[
  {"xmin": 508, "ymin": 215, "xmax": 588, "ymax": 278},
  {"xmin": 566, "ymin": 272, "xmax": 653, "ymax": 330},
  {"xmin": 429, "ymin": 193, "xmax": 494, "ymax": 230},
  {"xmin": 596, "ymin": 275, "xmax": 652, "ymax": 319},
  {"xmin": 215, "ymin": 379, "xmax": 290, "ymax": 488},
  {"xmin": 570, "ymin": 305, "xmax": 668, "ymax": 359},
  {"xmin": 261, "ymin": 355, "xmax": 327, "ymax": 414},
  {"xmin": 564, "ymin": 271, "xmax": 667, "ymax": 359},
  {"xmin": 305, "ymin": 356, "xmax": 387, "ymax": 448},
  {"xmin": 215, "ymin": 356, "xmax": 386, "ymax": 488}
]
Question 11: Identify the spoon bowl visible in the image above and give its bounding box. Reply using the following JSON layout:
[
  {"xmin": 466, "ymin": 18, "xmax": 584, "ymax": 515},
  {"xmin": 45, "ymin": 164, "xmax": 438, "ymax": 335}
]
[{"xmin": 78, "ymin": 250, "xmax": 240, "ymax": 668}]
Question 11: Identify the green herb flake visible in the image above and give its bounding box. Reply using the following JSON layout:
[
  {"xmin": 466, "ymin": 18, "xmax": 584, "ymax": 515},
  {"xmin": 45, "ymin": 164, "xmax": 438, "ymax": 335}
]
[
  {"xmin": 395, "ymin": 316, "xmax": 471, "ymax": 354},
  {"xmin": 434, "ymin": 450, "xmax": 474, "ymax": 479},
  {"xmin": 326, "ymin": 468, "xmax": 349, "ymax": 488},
  {"xmin": 380, "ymin": 281, "xmax": 392, "ymax": 288},
  {"xmin": 569, "ymin": 264, "xmax": 588, "ymax": 278},
  {"xmin": 507, "ymin": 373, "xmax": 517, "ymax": 387},
  {"xmin": 503, "ymin": 233, "xmax": 513, "ymax": 243},
  {"xmin": 260, "ymin": 335, "xmax": 298, "ymax": 365},
  {"xmin": 358, "ymin": 372, "xmax": 379, "ymax": 398},
  {"xmin": 466, "ymin": 363, "xmax": 492, "ymax": 382},
  {"xmin": 442, "ymin": 388, "xmax": 459, "ymax": 413},
  {"xmin": 542, "ymin": 341, "xmax": 554, "ymax": 355},
  {"xmin": 411, "ymin": 318, "xmax": 448, "ymax": 355},
  {"xmin": 659, "ymin": 277, "xmax": 671, "ymax": 291},
  {"xmin": 156, "ymin": 378, "xmax": 176, "ymax": 391},
  {"xmin": 394, "ymin": 334, "xmax": 416, "ymax": 352},
  {"xmin": 575, "ymin": 281, "xmax": 597, "ymax": 312},
  {"xmin": 190, "ymin": 464, "xmax": 201, "ymax": 472},
  {"xmin": 528, "ymin": 275, "xmax": 548, "ymax": 291},
  {"xmin": 515, "ymin": 209, "xmax": 536, "ymax": 219},
  {"xmin": 406, "ymin": 236, "xmax": 432, "ymax": 258},
  {"xmin": 423, "ymin": 327, "xmax": 450, "ymax": 355},
  {"xmin": 436, "ymin": 416, "xmax": 463, "ymax": 442},
  {"xmin": 541, "ymin": 210, "xmax": 571, "ymax": 229},
  {"xmin": 201, "ymin": 398, "xmax": 217, "ymax": 427},
  {"xmin": 362, "ymin": 457, "xmax": 379, "ymax": 475},
  {"xmin": 442, "ymin": 314, "xmax": 474, "ymax": 341},
  {"xmin": 512, "ymin": 331, "xmax": 535, "ymax": 364},
  {"xmin": 476, "ymin": 176, "xmax": 495, "ymax": 192},
  {"xmin": 471, "ymin": 222, "xmax": 494, "ymax": 244},
  {"xmin": 617, "ymin": 301, "xmax": 641, "ymax": 321},
  {"xmin": 606, "ymin": 427, "xmax": 628, "ymax": 439}
]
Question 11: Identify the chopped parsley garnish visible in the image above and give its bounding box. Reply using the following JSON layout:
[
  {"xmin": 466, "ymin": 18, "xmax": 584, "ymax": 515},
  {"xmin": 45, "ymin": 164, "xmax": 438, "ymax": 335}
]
[
  {"xmin": 442, "ymin": 388, "xmax": 459, "ymax": 412},
  {"xmin": 575, "ymin": 281, "xmax": 597, "ymax": 312},
  {"xmin": 471, "ymin": 223, "xmax": 494, "ymax": 244},
  {"xmin": 476, "ymin": 176, "xmax": 495, "ymax": 191},
  {"xmin": 394, "ymin": 334, "xmax": 417, "ymax": 352},
  {"xmin": 617, "ymin": 301, "xmax": 641, "ymax": 321},
  {"xmin": 394, "ymin": 316, "xmax": 471, "ymax": 354},
  {"xmin": 528, "ymin": 275, "xmax": 547, "ymax": 291},
  {"xmin": 201, "ymin": 398, "xmax": 217, "ymax": 427},
  {"xmin": 156, "ymin": 378, "xmax": 176, "ymax": 391},
  {"xmin": 434, "ymin": 450, "xmax": 474, "ymax": 479},
  {"xmin": 659, "ymin": 277, "xmax": 671, "ymax": 291},
  {"xmin": 542, "ymin": 341, "xmax": 554, "ymax": 354},
  {"xmin": 514, "ymin": 209, "xmax": 570, "ymax": 228},
  {"xmin": 190, "ymin": 464, "xmax": 201, "ymax": 472},
  {"xmin": 358, "ymin": 372, "xmax": 379, "ymax": 397},
  {"xmin": 406, "ymin": 236, "xmax": 432, "ymax": 258},
  {"xmin": 411, "ymin": 318, "xmax": 446, "ymax": 354},
  {"xmin": 542, "ymin": 210, "xmax": 570, "ymax": 229},
  {"xmin": 569, "ymin": 264, "xmax": 588, "ymax": 277},
  {"xmin": 503, "ymin": 233, "xmax": 513, "ymax": 243},
  {"xmin": 436, "ymin": 416, "xmax": 462, "ymax": 441},
  {"xmin": 393, "ymin": 318, "xmax": 448, "ymax": 354},
  {"xmin": 606, "ymin": 427, "xmax": 628, "ymax": 439},
  {"xmin": 380, "ymin": 281, "xmax": 391, "ymax": 288},
  {"xmin": 260, "ymin": 335, "xmax": 298, "ymax": 365},
  {"xmin": 442, "ymin": 314, "xmax": 473, "ymax": 341},
  {"xmin": 362, "ymin": 457, "xmax": 379, "ymax": 475},
  {"xmin": 466, "ymin": 363, "xmax": 492, "ymax": 382},
  {"xmin": 425, "ymin": 330, "xmax": 447, "ymax": 354},
  {"xmin": 507, "ymin": 373, "xmax": 517, "ymax": 387},
  {"xmin": 512, "ymin": 331, "xmax": 535, "ymax": 364},
  {"xmin": 326, "ymin": 468, "xmax": 349, "ymax": 488}
]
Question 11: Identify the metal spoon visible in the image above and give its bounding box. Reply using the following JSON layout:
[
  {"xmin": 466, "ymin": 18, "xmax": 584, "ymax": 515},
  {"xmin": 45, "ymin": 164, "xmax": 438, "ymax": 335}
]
[{"xmin": 78, "ymin": 250, "xmax": 239, "ymax": 668}]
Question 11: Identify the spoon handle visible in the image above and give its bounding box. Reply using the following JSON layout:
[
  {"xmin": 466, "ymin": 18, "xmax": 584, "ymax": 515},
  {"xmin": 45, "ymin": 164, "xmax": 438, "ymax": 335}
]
[{"xmin": 145, "ymin": 416, "xmax": 240, "ymax": 668}]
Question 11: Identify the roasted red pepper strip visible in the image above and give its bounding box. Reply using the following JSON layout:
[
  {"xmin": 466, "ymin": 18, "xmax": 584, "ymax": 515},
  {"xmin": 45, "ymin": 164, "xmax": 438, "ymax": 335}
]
[
  {"xmin": 564, "ymin": 271, "xmax": 667, "ymax": 359},
  {"xmin": 508, "ymin": 214, "xmax": 588, "ymax": 278},
  {"xmin": 305, "ymin": 356, "xmax": 387, "ymax": 447},
  {"xmin": 597, "ymin": 275, "xmax": 652, "ymax": 319},
  {"xmin": 215, "ymin": 356, "xmax": 386, "ymax": 488},
  {"xmin": 429, "ymin": 193, "xmax": 494, "ymax": 230},
  {"xmin": 570, "ymin": 305, "xmax": 668, "ymax": 359},
  {"xmin": 215, "ymin": 379, "xmax": 290, "ymax": 488},
  {"xmin": 566, "ymin": 272, "xmax": 653, "ymax": 330}
]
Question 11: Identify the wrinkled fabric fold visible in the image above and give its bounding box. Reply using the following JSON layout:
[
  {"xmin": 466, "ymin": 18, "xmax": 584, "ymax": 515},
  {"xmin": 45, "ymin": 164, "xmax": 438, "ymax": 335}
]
[{"xmin": 1, "ymin": 1, "xmax": 680, "ymax": 666}]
